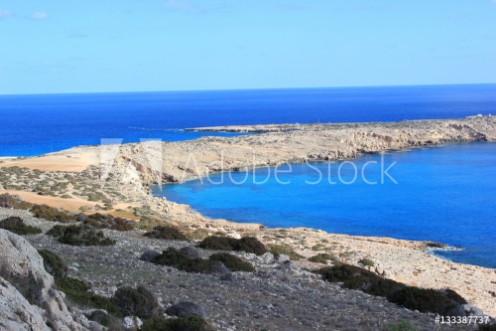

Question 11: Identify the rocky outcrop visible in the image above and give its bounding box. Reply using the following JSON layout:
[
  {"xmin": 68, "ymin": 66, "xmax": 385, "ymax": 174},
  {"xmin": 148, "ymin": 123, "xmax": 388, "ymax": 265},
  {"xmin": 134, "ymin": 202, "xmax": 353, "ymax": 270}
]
[
  {"xmin": 0, "ymin": 229, "xmax": 90, "ymax": 331},
  {"xmin": 0, "ymin": 276, "xmax": 47, "ymax": 331}
]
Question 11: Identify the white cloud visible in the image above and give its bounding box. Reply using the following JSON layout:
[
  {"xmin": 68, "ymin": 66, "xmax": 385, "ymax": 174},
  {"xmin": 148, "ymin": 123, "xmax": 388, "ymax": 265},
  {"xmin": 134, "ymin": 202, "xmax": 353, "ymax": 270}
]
[
  {"xmin": 29, "ymin": 11, "xmax": 48, "ymax": 20},
  {"xmin": 0, "ymin": 10, "xmax": 12, "ymax": 19},
  {"xmin": 164, "ymin": 0, "xmax": 201, "ymax": 13}
]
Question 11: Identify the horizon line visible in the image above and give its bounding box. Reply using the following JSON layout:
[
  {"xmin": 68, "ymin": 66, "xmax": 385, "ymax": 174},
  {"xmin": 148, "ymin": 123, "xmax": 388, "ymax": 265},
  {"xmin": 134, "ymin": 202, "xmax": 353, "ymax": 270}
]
[{"xmin": 1, "ymin": 82, "xmax": 496, "ymax": 97}]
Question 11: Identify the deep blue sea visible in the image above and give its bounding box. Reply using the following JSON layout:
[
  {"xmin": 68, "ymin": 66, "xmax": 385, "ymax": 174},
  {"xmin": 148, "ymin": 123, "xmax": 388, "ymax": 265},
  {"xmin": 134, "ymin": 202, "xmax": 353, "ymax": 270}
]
[
  {"xmin": 156, "ymin": 143, "xmax": 496, "ymax": 268},
  {"xmin": 2, "ymin": 84, "xmax": 496, "ymax": 267},
  {"xmin": 1, "ymin": 84, "xmax": 496, "ymax": 156}
]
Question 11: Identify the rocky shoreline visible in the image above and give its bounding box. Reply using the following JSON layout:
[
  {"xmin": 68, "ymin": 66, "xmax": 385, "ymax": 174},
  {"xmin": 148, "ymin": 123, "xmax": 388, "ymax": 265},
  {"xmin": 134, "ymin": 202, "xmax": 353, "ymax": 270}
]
[{"xmin": 1, "ymin": 116, "xmax": 496, "ymax": 329}]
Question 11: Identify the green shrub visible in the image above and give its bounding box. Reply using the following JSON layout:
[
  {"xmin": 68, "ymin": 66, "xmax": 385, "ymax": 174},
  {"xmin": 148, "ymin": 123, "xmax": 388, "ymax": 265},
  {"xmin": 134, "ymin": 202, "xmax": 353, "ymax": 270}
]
[
  {"xmin": 389, "ymin": 287, "xmax": 466, "ymax": 315},
  {"xmin": 358, "ymin": 258, "xmax": 375, "ymax": 268},
  {"xmin": 144, "ymin": 225, "xmax": 188, "ymax": 241},
  {"xmin": 269, "ymin": 244, "xmax": 303, "ymax": 261},
  {"xmin": 209, "ymin": 252, "xmax": 255, "ymax": 272},
  {"xmin": 113, "ymin": 286, "xmax": 161, "ymax": 319},
  {"xmin": 308, "ymin": 253, "xmax": 335, "ymax": 264},
  {"xmin": 151, "ymin": 248, "xmax": 211, "ymax": 273},
  {"xmin": 198, "ymin": 236, "xmax": 267, "ymax": 255},
  {"xmin": 0, "ymin": 193, "xmax": 31, "ymax": 209},
  {"xmin": 150, "ymin": 248, "xmax": 254, "ymax": 273},
  {"xmin": 37, "ymin": 249, "xmax": 119, "ymax": 315},
  {"xmin": 317, "ymin": 264, "xmax": 467, "ymax": 316},
  {"xmin": 31, "ymin": 204, "xmax": 75, "ymax": 223},
  {"xmin": 38, "ymin": 249, "xmax": 68, "ymax": 279},
  {"xmin": 47, "ymin": 224, "xmax": 116, "ymax": 246},
  {"xmin": 84, "ymin": 213, "xmax": 134, "ymax": 231},
  {"xmin": 142, "ymin": 316, "xmax": 212, "ymax": 331},
  {"xmin": 198, "ymin": 236, "xmax": 237, "ymax": 250},
  {"xmin": 56, "ymin": 277, "xmax": 120, "ymax": 315},
  {"xmin": 387, "ymin": 320, "xmax": 418, "ymax": 331},
  {"xmin": 236, "ymin": 237, "xmax": 267, "ymax": 255},
  {"xmin": 479, "ymin": 323, "xmax": 496, "ymax": 331},
  {"xmin": 444, "ymin": 288, "xmax": 468, "ymax": 304},
  {"xmin": 0, "ymin": 217, "xmax": 42, "ymax": 235}
]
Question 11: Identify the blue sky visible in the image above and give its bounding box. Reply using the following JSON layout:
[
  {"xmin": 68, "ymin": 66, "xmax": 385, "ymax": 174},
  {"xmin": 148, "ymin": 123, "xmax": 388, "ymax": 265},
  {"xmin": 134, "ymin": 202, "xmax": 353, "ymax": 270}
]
[{"xmin": 0, "ymin": 0, "xmax": 495, "ymax": 94}]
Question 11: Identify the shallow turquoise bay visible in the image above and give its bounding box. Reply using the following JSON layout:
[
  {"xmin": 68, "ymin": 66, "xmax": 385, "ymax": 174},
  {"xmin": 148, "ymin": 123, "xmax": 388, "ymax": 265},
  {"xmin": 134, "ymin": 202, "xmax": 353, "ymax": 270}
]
[{"xmin": 154, "ymin": 142, "xmax": 496, "ymax": 268}]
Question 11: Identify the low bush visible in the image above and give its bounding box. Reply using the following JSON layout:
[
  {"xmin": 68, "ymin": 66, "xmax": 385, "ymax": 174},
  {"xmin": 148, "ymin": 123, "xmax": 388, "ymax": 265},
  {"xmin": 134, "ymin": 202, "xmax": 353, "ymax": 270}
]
[
  {"xmin": 198, "ymin": 236, "xmax": 236, "ymax": 250},
  {"xmin": 209, "ymin": 252, "xmax": 255, "ymax": 272},
  {"xmin": 358, "ymin": 258, "xmax": 375, "ymax": 268},
  {"xmin": 144, "ymin": 225, "xmax": 189, "ymax": 241},
  {"xmin": 151, "ymin": 248, "xmax": 211, "ymax": 273},
  {"xmin": 38, "ymin": 249, "xmax": 68, "ymax": 279},
  {"xmin": 308, "ymin": 253, "xmax": 336, "ymax": 264},
  {"xmin": 269, "ymin": 244, "xmax": 303, "ymax": 261},
  {"xmin": 113, "ymin": 286, "xmax": 161, "ymax": 319},
  {"xmin": 479, "ymin": 323, "xmax": 496, "ymax": 331},
  {"xmin": 198, "ymin": 236, "xmax": 267, "ymax": 255},
  {"xmin": 56, "ymin": 277, "xmax": 120, "ymax": 315},
  {"xmin": 84, "ymin": 213, "xmax": 134, "ymax": 231},
  {"xmin": 47, "ymin": 225, "xmax": 116, "ymax": 246},
  {"xmin": 389, "ymin": 287, "xmax": 466, "ymax": 315},
  {"xmin": 317, "ymin": 264, "xmax": 467, "ymax": 316},
  {"xmin": 0, "ymin": 194, "xmax": 32, "ymax": 209},
  {"xmin": 150, "ymin": 248, "xmax": 254, "ymax": 273},
  {"xmin": 31, "ymin": 204, "xmax": 75, "ymax": 223},
  {"xmin": 141, "ymin": 316, "xmax": 212, "ymax": 331},
  {"xmin": 37, "ymin": 249, "xmax": 120, "ymax": 316},
  {"xmin": 0, "ymin": 217, "xmax": 42, "ymax": 235}
]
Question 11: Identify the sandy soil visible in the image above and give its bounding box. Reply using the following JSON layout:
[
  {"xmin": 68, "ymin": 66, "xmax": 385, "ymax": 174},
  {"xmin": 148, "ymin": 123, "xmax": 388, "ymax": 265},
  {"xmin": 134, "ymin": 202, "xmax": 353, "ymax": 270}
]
[{"xmin": 0, "ymin": 149, "xmax": 99, "ymax": 172}]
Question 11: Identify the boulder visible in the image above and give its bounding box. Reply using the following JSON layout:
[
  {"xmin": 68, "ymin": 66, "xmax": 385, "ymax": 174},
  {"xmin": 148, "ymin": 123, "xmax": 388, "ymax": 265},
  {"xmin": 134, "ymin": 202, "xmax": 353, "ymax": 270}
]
[
  {"xmin": 166, "ymin": 301, "xmax": 207, "ymax": 319},
  {"xmin": 180, "ymin": 246, "xmax": 200, "ymax": 259},
  {"xmin": 0, "ymin": 276, "xmax": 46, "ymax": 331},
  {"xmin": 140, "ymin": 249, "xmax": 161, "ymax": 262},
  {"xmin": 209, "ymin": 261, "xmax": 230, "ymax": 274},
  {"xmin": 0, "ymin": 229, "xmax": 90, "ymax": 330}
]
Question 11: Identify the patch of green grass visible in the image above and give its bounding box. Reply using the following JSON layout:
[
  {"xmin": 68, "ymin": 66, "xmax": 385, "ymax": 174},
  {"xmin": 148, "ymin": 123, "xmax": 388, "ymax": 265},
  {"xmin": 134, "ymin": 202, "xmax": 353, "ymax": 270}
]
[
  {"xmin": 38, "ymin": 249, "xmax": 68, "ymax": 279},
  {"xmin": 269, "ymin": 244, "xmax": 303, "ymax": 261},
  {"xmin": 198, "ymin": 236, "xmax": 267, "ymax": 255},
  {"xmin": 56, "ymin": 277, "xmax": 120, "ymax": 316},
  {"xmin": 358, "ymin": 258, "xmax": 375, "ymax": 268},
  {"xmin": 308, "ymin": 253, "xmax": 337, "ymax": 264},
  {"xmin": 37, "ymin": 249, "xmax": 120, "ymax": 316},
  {"xmin": 0, "ymin": 217, "xmax": 42, "ymax": 235}
]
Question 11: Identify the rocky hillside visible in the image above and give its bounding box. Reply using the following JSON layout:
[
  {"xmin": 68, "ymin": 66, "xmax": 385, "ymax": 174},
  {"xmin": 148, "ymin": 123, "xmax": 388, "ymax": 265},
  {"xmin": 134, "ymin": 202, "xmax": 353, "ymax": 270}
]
[{"xmin": 0, "ymin": 201, "xmax": 492, "ymax": 331}]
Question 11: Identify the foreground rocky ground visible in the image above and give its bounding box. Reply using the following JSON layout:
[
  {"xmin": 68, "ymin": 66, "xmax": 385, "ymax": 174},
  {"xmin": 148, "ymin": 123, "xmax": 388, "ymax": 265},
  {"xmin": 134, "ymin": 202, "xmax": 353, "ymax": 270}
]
[{"xmin": 1, "ymin": 206, "xmax": 492, "ymax": 330}]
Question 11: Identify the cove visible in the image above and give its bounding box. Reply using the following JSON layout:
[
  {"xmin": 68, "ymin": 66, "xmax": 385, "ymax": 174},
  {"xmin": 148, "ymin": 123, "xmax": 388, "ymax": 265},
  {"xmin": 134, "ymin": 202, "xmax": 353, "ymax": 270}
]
[{"xmin": 153, "ymin": 143, "xmax": 496, "ymax": 268}]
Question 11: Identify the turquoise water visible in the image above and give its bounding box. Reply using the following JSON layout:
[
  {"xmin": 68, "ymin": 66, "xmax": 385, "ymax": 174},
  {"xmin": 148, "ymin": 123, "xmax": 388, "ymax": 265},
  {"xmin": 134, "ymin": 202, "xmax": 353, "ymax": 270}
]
[{"xmin": 154, "ymin": 143, "xmax": 496, "ymax": 268}]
